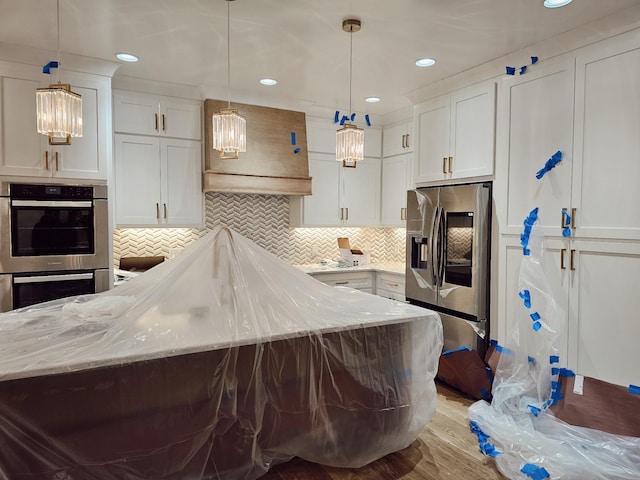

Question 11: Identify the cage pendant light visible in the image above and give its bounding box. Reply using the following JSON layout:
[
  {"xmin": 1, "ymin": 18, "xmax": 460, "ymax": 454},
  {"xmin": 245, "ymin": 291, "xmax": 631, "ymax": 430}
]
[
  {"xmin": 36, "ymin": 0, "xmax": 82, "ymax": 145},
  {"xmin": 212, "ymin": 0, "xmax": 246, "ymax": 159},
  {"xmin": 336, "ymin": 18, "xmax": 364, "ymax": 168}
]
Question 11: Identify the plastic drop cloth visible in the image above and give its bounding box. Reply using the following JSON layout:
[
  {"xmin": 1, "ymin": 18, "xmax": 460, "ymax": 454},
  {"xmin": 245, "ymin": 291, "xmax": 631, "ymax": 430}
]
[
  {"xmin": 0, "ymin": 225, "xmax": 443, "ymax": 480},
  {"xmin": 468, "ymin": 217, "xmax": 640, "ymax": 479}
]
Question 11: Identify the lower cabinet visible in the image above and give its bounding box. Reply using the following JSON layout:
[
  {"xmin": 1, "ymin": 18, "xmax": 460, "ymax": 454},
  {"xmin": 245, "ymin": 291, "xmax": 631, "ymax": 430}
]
[
  {"xmin": 310, "ymin": 270, "xmax": 405, "ymax": 300},
  {"xmin": 114, "ymin": 134, "xmax": 203, "ymax": 227}
]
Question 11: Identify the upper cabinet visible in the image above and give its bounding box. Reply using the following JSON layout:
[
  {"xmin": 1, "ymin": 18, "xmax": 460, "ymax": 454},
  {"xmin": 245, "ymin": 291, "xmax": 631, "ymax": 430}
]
[
  {"xmin": 0, "ymin": 64, "xmax": 110, "ymax": 181},
  {"xmin": 113, "ymin": 91, "xmax": 202, "ymax": 140},
  {"xmin": 414, "ymin": 81, "xmax": 495, "ymax": 185},
  {"xmin": 382, "ymin": 121, "xmax": 413, "ymax": 158},
  {"xmin": 380, "ymin": 119, "xmax": 414, "ymax": 226},
  {"xmin": 290, "ymin": 153, "xmax": 381, "ymax": 227}
]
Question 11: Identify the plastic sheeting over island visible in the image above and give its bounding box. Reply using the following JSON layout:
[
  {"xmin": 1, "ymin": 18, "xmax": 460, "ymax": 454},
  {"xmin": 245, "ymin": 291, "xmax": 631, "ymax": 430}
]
[{"xmin": 0, "ymin": 226, "xmax": 443, "ymax": 480}]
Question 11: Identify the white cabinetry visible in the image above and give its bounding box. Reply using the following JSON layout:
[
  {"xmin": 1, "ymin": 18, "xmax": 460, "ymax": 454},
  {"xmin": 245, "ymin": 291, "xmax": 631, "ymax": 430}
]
[
  {"xmin": 0, "ymin": 65, "xmax": 109, "ymax": 180},
  {"xmin": 114, "ymin": 134, "xmax": 202, "ymax": 226},
  {"xmin": 290, "ymin": 153, "xmax": 380, "ymax": 227},
  {"xmin": 414, "ymin": 81, "xmax": 495, "ymax": 184},
  {"xmin": 113, "ymin": 91, "xmax": 201, "ymax": 140},
  {"xmin": 310, "ymin": 271, "xmax": 374, "ymax": 294},
  {"xmin": 495, "ymin": 31, "xmax": 640, "ymax": 388},
  {"xmin": 381, "ymin": 120, "xmax": 414, "ymax": 227},
  {"xmin": 376, "ymin": 272, "xmax": 406, "ymax": 301},
  {"xmin": 310, "ymin": 270, "xmax": 406, "ymax": 300}
]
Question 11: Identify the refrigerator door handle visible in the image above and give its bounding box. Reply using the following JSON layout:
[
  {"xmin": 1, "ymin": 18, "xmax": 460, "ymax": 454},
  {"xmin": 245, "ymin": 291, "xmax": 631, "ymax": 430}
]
[
  {"xmin": 429, "ymin": 205, "xmax": 440, "ymax": 286},
  {"xmin": 437, "ymin": 206, "xmax": 446, "ymax": 287}
]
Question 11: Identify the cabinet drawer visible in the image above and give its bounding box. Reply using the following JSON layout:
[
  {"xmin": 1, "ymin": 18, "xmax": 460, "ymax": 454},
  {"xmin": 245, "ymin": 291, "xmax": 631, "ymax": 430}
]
[
  {"xmin": 311, "ymin": 272, "xmax": 373, "ymax": 290},
  {"xmin": 376, "ymin": 273, "xmax": 405, "ymax": 295},
  {"xmin": 376, "ymin": 289, "xmax": 406, "ymax": 302}
]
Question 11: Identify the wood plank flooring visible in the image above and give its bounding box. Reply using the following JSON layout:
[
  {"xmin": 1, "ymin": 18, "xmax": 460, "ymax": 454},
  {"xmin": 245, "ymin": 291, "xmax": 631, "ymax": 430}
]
[{"xmin": 262, "ymin": 382, "xmax": 507, "ymax": 480}]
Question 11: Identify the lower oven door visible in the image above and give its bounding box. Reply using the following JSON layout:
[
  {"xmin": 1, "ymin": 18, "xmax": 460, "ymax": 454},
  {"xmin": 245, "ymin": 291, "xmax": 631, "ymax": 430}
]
[{"xmin": 0, "ymin": 269, "xmax": 110, "ymax": 312}]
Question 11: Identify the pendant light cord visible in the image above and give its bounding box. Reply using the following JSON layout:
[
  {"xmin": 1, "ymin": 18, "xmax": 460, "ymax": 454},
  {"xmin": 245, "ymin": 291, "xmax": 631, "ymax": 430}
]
[
  {"xmin": 56, "ymin": 0, "xmax": 61, "ymax": 83},
  {"xmin": 226, "ymin": 0, "xmax": 231, "ymax": 108},
  {"xmin": 348, "ymin": 26, "xmax": 353, "ymax": 119}
]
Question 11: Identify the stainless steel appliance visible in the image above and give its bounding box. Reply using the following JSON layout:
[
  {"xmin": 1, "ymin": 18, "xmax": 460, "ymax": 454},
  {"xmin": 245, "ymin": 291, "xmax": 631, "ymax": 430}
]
[
  {"xmin": 0, "ymin": 182, "xmax": 110, "ymax": 312},
  {"xmin": 405, "ymin": 182, "xmax": 491, "ymax": 356}
]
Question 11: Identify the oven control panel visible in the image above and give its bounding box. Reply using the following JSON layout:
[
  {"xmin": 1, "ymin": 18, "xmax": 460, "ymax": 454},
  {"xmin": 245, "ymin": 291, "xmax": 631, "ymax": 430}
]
[{"xmin": 9, "ymin": 184, "xmax": 95, "ymax": 200}]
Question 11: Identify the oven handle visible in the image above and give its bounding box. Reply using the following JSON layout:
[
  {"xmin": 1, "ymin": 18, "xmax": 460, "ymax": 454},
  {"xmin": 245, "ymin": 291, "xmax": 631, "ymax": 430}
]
[
  {"xmin": 11, "ymin": 200, "xmax": 93, "ymax": 208},
  {"xmin": 13, "ymin": 272, "xmax": 94, "ymax": 284}
]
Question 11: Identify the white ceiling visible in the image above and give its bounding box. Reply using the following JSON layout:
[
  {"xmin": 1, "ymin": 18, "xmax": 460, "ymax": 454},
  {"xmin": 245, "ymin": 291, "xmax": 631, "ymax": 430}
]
[{"xmin": 0, "ymin": 0, "xmax": 639, "ymax": 117}]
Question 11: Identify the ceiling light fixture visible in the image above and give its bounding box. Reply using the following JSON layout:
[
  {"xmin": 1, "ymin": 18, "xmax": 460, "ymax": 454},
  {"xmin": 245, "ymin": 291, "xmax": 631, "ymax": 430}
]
[
  {"xmin": 36, "ymin": 0, "xmax": 82, "ymax": 145},
  {"xmin": 116, "ymin": 52, "xmax": 139, "ymax": 62},
  {"xmin": 212, "ymin": 0, "xmax": 246, "ymax": 159},
  {"xmin": 259, "ymin": 78, "xmax": 277, "ymax": 86},
  {"xmin": 416, "ymin": 58, "xmax": 436, "ymax": 68},
  {"xmin": 543, "ymin": 0, "xmax": 573, "ymax": 8},
  {"xmin": 336, "ymin": 18, "xmax": 364, "ymax": 169},
  {"xmin": 365, "ymin": 96, "xmax": 381, "ymax": 103}
]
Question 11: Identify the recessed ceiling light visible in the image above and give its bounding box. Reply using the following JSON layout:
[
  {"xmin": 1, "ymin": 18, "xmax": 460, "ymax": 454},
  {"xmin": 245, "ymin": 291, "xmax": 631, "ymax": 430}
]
[
  {"xmin": 259, "ymin": 78, "xmax": 277, "ymax": 86},
  {"xmin": 365, "ymin": 97, "xmax": 381, "ymax": 103},
  {"xmin": 543, "ymin": 0, "xmax": 572, "ymax": 8},
  {"xmin": 415, "ymin": 58, "xmax": 436, "ymax": 68},
  {"xmin": 115, "ymin": 52, "xmax": 139, "ymax": 62}
]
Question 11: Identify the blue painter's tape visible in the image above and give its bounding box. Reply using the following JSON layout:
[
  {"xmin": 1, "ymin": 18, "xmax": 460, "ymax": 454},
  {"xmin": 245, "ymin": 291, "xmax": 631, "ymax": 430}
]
[
  {"xmin": 523, "ymin": 247, "xmax": 531, "ymax": 256},
  {"xmin": 365, "ymin": 114, "xmax": 371, "ymax": 127},
  {"xmin": 520, "ymin": 207, "xmax": 539, "ymax": 254},
  {"xmin": 528, "ymin": 404, "xmax": 541, "ymax": 417},
  {"xmin": 551, "ymin": 381, "xmax": 560, "ymax": 390},
  {"xmin": 521, "ymin": 463, "xmax": 550, "ymax": 480},
  {"xmin": 532, "ymin": 321, "xmax": 542, "ymax": 331},
  {"xmin": 530, "ymin": 312, "xmax": 541, "ymax": 321},
  {"xmin": 442, "ymin": 349, "xmax": 453, "ymax": 355},
  {"xmin": 480, "ymin": 388, "xmax": 491, "ymax": 401},
  {"xmin": 340, "ymin": 115, "xmax": 348, "ymax": 126},
  {"xmin": 350, "ymin": 112, "xmax": 356, "ymax": 121},
  {"xmin": 42, "ymin": 61, "xmax": 59, "ymax": 74},
  {"xmin": 519, "ymin": 289, "xmax": 531, "ymax": 308},
  {"xmin": 550, "ymin": 355, "xmax": 560, "ymax": 364},
  {"xmin": 334, "ymin": 111, "xmax": 340, "ymax": 123},
  {"xmin": 490, "ymin": 339, "xmax": 498, "ymax": 346},
  {"xmin": 456, "ymin": 345, "xmax": 472, "ymax": 352},
  {"xmin": 293, "ymin": 147, "xmax": 300, "ymax": 154},
  {"xmin": 536, "ymin": 150, "xmax": 563, "ymax": 179},
  {"xmin": 628, "ymin": 385, "xmax": 640, "ymax": 395},
  {"xmin": 506, "ymin": 66, "xmax": 515, "ymax": 75},
  {"xmin": 551, "ymin": 390, "xmax": 564, "ymax": 401},
  {"xmin": 485, "ymin": 366, "xmax": 494, "ymax": 383},
  {"xmin": 562, "ymin": 227, "xmax": 572, "ymax": 237},
  {"xmin": 495, "ymin": 345, "xmax": 513, "ymax": 355},
  {"xmin": 290, "ymin": 131, "xmax": 296, "ymax": 145},
  {"xmin": 531, "ymin": 56, "xmax": 539, "ymax": 64},
  {"xmin": 528, "ymin": 356, "xmax": 536, "ymax": 365},
  {"xmin": 552, "ymin": 368, "xmax": 560, "ymax": 375},
  {"xmin": 520, "ymin": 65, "xmax": 528, "ymax": 75},
  {"xmin": 558, "ymin": 368, "xmax": 576, "ymax": 377}
]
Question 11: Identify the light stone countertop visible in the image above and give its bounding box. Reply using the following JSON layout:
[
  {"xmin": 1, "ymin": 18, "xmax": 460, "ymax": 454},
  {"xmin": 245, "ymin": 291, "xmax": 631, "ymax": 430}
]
[{"xmin": 294, "ymin": 262, "xmax": 406, "ymax": 276}]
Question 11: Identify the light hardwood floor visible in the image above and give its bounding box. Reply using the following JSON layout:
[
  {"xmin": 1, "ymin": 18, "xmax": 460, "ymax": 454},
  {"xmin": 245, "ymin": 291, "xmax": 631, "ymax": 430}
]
[{"xmin": 262, "ymin": 382, "xmax": 507, "ymax": 480}]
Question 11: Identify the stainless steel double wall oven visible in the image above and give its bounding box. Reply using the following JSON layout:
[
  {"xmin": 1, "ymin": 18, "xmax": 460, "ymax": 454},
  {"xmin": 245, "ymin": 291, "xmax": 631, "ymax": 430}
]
[{"xmin": 0, "ymin": 182, "xmax": 110, "ymax": 312}]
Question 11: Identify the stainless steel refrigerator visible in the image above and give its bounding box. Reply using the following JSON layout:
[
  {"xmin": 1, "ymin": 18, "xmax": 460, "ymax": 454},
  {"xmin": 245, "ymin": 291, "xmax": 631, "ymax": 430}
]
[{"xmin": 405, "ymin": 182, "xmax": 491, "ymax": 357}]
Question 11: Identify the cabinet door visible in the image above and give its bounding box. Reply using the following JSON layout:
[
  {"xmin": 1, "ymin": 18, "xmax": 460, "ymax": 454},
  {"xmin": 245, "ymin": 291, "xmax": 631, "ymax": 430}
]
[
  {"xmin": 364, "ymin": 126, "xmax": 382, "ymax": 159},
  {"xmin": 449, "ymin": 82, "xmax": 496, "ymax": 180},
  {"xmin": 114, "ymin": 134, "xmax": 162, "ymax": 226},
  {"xmin": 0, "ymin": 75, "xmax": 48, "ymax": 177},
  {"xmin": 383, "ymin": 121, "xmax": 412, "ymax": 157},
  {"xmin": 568, "ymin": 240, "xmax": 640, "ymax": 387},
  {"xmin": 161, "ymin": 139, "xmax": 203, "ymax": 225},
  {"xmin": 306, "ymin": 116, "xmax": 336, "ymax": 154},
  {"xmin": 414, "ymin": 96, "xmax": 450, "ymax": 184},
  {"xmin": 342, "ymin": 157, "xmax": 381, "ymax": 226},
  {"xmin": 113, "ymin": 92, "xmax": 159, "ymax": 136},
  {"xmin": 501, "ymin": 57, "xmax": 575, "ymax": 235},
  {"xmin": 300, "ymin": 153, "xmax": 341, "ymax": 226},
  {"xmin": 381, "ymin": 155, "xmax": 407, "ymax": 226},
  {"xmin": 573, "ymin": 36, "xmax": 640, "ymax": 240},
  {"xmin": 160, "ymin": 99, "xmax": 202, "ymax": 140}
]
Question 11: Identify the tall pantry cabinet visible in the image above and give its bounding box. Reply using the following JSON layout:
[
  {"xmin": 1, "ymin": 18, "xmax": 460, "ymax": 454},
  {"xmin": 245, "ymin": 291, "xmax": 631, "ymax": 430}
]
[
  {"xmin": 113, "ymin": 91, "xmax": 203, "ymax": 227},
  {"xmin": 495, "ymin": 31, "xmax": 640, "ymax": 389}
]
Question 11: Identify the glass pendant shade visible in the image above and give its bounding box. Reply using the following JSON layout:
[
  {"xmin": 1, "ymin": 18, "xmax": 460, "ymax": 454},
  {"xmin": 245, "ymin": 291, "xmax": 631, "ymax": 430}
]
[
  {"xmin": 336, "ymin": 123, "xmax": 364, "ymax": 168},
  {"xmin": 212, "ymin": 107, "xmax": 247, "ymax": 159},
  {"xmin": 36, "ymin": 83, "xmax": 83, "ymax": 145}
]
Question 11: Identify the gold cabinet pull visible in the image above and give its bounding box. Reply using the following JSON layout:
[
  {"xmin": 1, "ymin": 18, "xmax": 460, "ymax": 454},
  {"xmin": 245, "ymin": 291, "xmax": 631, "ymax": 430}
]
[
  {"xmin": 448, "ymin": 156, "xmax": 453, "ymax": 173},
  {"xmin": 340, "ymin": 208, "xmax": 344, "ymax": 220},
  {"xmin": 571, "ymin": 207, "xmax": 576, "ymax": 229},
  {"xmin": 163, "ymin": 203, "xmax": 167, "ymax": 219},
  {"xmin": 162, "ymin": 114, "xmax": 166, "ymax": 132},
  {"xmin": 55, "ymin": 151, "xmax": 59, "ymax": 171},
  {"xmin": 561, "ymin": 208, "xmax": 567, "ymax": 229},
  {"xmin": 44, "ymin": 151, "xmax": 49, "ymax": 171},
  {"xmin": 335, "ymin": 281, "xmax": 349, "ymax": 285},
  {"xmin": 560, "ymin": 248, "xmax": 566, "ymax": 270},
  {"xmin": 405, "ymin": 134, "xmax": 410, "ymax": 149},
  {"xmin": 442, "ymin": 157, "xmax": 447, "ymax": 174},
  {"xmin": 400, "ymin": 207, "xmax": 407, "ymax": 221},
  {"xmin": 155, "ymin": 113, "xmax": 159, "ymax": 131},
  {"xmin": 345, "ymin": 207, "xmax": 349, "ymax": 221},
  {"xmin": 570, "ymin": 249, "xmax": 575, "ymax": 271},
  {"xmin": 156, "ymin": 203, "xmax": 160, "ymax": 219}
]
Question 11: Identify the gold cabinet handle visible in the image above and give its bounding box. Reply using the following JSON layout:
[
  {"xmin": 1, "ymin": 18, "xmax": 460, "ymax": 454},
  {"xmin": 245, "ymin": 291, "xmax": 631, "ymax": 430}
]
[
  {"xmin": 162, "ymin": 114, "xmax": 166, "ymax": 132},
  {"xmin": 340, "ymin": 208, "xmax": 344, "ymax": 220},
  {"xmin": 156, "ymin": 203, "xmax": 160, "ymax": 219},
  {"xmin": 561, "ymin": 208, "xmax": 567, "ymax": 229},
  {"xmin": 163, "ymin": 203, "xmax": 167, "ymax": 219},
  {"xmin": 405, "ymin": 134, "xmax": 410, "ymax": 149},
  {"xmin": 448, "ymin": 156, "xmax": 453, "ymax": 173},
  {"xmin": 55, "ymin": 151, "xmax": 59, "ymax": 171},
  {"xmin": 571, "ymin": 207, "xmax": 576, "ymax": 229},
  {"xmin": 400, "ymin": 207, "xmax": 407, "ymax": 221},
  {"xmin": 560, "ymin": 248, "xmax": 566, "ymax": 270},
  {"xmin": 44, "ymin": 151, "xmax": 49, "ymax": 171},
  {"xmin": 570, "ymin": 249, "xmax": 575, "ymax": 271},
  {"xmin": 345, "ymin": 207, "xmax": 349, "ymax": 221},
  {"xmin": 335, "ymin": 281, "xmax": 349, "ymax": 285},
  {"xmin": 155, "ymin": 113, "xmax": 159, "ymax": 131},
  {"xmin": 442, "ymin": 157, "xmax": 447, "ymax": 174}
]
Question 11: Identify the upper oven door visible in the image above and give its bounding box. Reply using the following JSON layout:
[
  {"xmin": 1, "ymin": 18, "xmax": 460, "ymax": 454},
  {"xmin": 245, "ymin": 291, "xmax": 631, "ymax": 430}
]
[{"xmin": 0, "ymin": 196, "xmax": 109, "ymax": 273}]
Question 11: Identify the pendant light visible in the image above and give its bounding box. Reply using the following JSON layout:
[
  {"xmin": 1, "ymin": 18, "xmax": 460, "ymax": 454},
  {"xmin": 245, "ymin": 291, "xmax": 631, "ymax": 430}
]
[
  {"xmin": 212, "ymin": 0, "xmax": 246, "ymax": 159},
  {"xmin": 36, "ymin": 0, "xmax": 82, "ymax": 145},
  {"xmin": 336, "ymin": 18, "xmax": 364, "ymax": 168}
]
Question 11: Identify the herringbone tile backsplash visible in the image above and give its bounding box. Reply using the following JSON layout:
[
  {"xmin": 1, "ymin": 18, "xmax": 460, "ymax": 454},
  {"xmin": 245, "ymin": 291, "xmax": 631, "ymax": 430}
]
[{"xmin": 114, "ymin": 193, "xmax": 406, "ymax": 267}]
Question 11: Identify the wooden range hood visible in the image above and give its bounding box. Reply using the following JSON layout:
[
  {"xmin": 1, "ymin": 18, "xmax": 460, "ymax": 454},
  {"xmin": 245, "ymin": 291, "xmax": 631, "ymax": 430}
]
[{"xmin": 203, "ymin": 100, "xmax": 311, "ymax": 195}]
